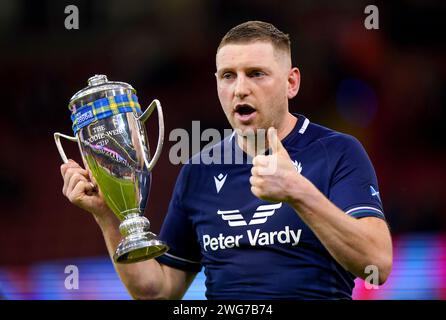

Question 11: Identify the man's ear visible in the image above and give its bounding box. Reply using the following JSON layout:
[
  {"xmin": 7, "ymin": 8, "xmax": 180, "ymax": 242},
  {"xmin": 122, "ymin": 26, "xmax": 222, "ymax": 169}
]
[{"xmin": 287, "ymin": 67, "xmax": 300, "ymax": 99}]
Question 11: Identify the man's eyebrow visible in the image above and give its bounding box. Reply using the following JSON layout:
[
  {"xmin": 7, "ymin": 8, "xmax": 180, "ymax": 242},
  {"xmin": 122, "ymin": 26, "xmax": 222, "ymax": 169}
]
[
  {"xmin": 216, "ymin": 65, "xmax": 271, "ymax": 75},
  {"xmin": 216, "ymin": 67, "xmax": 233, "ymax": 75},
  {"xmin": 245, "ymin": 66, "xmax": 272, "ymax": 73}
]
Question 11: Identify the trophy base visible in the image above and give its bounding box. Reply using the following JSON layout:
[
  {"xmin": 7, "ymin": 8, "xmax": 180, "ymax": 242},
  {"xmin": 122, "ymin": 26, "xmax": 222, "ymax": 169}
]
[{"xmin": 113, "ymin": 232, "xmax": 169, "ymax": 264}]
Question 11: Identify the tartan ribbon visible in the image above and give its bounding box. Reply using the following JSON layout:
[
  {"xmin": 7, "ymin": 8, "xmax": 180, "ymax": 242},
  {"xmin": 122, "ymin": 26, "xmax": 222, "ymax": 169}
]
[{"xmin": 70, "ymin": 93, "xmax": 141, "ymax": 134}]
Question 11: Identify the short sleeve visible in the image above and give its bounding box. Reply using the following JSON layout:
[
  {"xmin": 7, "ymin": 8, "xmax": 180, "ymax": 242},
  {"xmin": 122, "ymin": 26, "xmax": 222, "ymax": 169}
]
[
  {"xmin": 324, "ymin": 134, "xmax": 385, "ymax": 220},
  {"xmin": 155, "ymin": 164, "xmax": 203, "ymax": 272}
]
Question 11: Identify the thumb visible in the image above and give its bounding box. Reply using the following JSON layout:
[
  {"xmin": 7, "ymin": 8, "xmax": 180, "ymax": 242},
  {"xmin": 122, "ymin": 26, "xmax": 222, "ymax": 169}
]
[{"xmin": 268, "ymin": 127, "xmax": 285, "ymax": 154}]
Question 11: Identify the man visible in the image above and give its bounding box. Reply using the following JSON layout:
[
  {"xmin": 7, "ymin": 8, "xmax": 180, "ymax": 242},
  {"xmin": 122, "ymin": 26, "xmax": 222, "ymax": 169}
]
[{"xmin": 61, "ymin": 21, "xmax": 392, "ymax": 299}]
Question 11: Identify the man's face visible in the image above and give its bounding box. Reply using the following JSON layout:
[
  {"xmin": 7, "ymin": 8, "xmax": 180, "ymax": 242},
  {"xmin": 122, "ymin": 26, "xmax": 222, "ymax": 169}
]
[{"xmin": 215, "ymin": 41, "xmax": 297, "ymax": 135}]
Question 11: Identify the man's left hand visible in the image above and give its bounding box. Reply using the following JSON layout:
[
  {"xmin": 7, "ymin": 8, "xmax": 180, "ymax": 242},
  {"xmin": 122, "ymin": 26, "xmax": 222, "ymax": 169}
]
[{"xmin": 250, "ymin": 127, "xmax": 306, "ymax": 203}]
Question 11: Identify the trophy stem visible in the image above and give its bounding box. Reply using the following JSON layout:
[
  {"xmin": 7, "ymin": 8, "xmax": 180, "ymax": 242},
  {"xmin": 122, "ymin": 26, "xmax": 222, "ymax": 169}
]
[{"xmin": 113, "ymin": 212, "xmax": 169, "ymax": 264}]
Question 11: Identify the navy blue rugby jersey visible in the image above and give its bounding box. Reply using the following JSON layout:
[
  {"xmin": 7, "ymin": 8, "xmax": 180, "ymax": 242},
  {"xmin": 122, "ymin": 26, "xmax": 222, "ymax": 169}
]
[{"xmin": 155, "ymin": 114, "xmax": 385, "ymax": 300}]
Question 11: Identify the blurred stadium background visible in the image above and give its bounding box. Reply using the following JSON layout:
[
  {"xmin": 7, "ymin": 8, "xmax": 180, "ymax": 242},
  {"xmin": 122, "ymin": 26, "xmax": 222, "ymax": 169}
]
[{"xmin": 0, "ymin": 0, "xmax": 444, "ymax": 299}]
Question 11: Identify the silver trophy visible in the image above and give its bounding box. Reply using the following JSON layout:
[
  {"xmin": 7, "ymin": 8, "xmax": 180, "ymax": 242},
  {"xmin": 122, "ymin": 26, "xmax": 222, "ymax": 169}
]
[{"xmin": 54, "ymin": 74, "xmax": 169, "ymax": 263}]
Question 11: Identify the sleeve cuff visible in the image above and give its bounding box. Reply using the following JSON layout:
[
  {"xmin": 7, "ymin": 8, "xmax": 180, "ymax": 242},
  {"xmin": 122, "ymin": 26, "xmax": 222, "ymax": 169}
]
[
  {"xmin": 155, "ymin": 252, "xmax": 202, "ymax": 273},
  {"xmin": 345, "ymin": 206, "xmax": 386, "ymax": 220}
]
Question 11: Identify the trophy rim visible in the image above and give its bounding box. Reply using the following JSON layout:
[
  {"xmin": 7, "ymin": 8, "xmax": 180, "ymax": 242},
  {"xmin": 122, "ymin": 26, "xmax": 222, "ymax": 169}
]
[{"xmin": 69, "ymin": 74, "xmax": 136, "ymax": 111}]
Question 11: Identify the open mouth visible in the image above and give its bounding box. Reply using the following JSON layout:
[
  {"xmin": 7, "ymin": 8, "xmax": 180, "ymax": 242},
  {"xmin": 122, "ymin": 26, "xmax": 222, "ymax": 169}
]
[{"xmin": 234, "ymin": 104, "xmax": 256, "ymax": 116}]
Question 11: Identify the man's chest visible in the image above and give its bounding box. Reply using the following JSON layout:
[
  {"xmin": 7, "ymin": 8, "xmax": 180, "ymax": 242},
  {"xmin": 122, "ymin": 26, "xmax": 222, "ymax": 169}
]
[{"xmin": 187, "ymin": 149, "xmax": 329, "ymax": 254}]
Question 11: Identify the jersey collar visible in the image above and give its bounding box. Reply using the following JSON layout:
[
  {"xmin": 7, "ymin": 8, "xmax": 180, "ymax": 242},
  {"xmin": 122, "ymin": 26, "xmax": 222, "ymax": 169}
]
[{"xmin": 229, "ymin": 113, "xmax": 311, "ymax": 159}]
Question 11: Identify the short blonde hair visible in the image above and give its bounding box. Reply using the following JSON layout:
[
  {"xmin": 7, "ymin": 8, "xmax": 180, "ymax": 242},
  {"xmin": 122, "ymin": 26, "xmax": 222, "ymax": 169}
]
[{"xmin": 217, "ymin": 21, "xmax": 291, "ymax": 55}]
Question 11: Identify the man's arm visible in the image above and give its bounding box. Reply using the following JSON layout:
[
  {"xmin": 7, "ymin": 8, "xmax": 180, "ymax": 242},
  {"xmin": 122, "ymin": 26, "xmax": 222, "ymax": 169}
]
[
  {"xmin": 250, "ymin": 128, "xmax": 392, "ymax": 284},
  {"xmin": 61, "ymin": 160, "xmax": 196, "ymax": 299},
  {"xmin": 287, "ymin": 183, "xmax": 392, "ymax": 284}
]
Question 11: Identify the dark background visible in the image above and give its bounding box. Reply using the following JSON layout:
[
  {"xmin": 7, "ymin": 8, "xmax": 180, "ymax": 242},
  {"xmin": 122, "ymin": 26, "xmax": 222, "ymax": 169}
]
[{"xmin": 0, "ymin": 0, "xmax": 444, "ymax": 265}]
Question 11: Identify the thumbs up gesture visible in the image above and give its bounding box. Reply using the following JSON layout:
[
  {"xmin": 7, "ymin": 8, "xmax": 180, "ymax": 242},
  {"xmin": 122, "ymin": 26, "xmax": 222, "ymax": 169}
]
[{"xmin": 250, "ymin": 127, "xmax": 303, "ymax": 203}]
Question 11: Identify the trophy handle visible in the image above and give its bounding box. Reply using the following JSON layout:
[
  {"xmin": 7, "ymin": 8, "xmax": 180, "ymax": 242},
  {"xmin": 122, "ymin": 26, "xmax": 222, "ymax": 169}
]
[
  {"xmin": 54, "ymin": 132, "xmax": 78, "ymax": 163},
  {"xmin": 136, "ymin": 99, "xmax": 164, "ymax": 171}
]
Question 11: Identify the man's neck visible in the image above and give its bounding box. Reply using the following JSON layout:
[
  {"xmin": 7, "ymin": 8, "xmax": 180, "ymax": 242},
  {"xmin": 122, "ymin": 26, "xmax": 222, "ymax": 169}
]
[{"xmin": 237, "ymin": 113, "xmax": 297, "ymax": 157}]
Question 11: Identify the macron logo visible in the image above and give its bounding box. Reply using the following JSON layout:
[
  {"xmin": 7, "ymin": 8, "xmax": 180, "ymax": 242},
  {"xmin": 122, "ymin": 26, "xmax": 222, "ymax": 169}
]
[
  {"xmin": 214, "ymin": 173, "xmax": 227, "ymax": 193},
  {"xmin": 217, "ymin": 202, "xmax": 283, "ymax": 227}
]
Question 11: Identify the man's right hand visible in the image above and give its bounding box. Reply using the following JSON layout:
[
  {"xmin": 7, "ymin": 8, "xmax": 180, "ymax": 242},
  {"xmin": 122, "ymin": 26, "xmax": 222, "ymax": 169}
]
[
  {"xmin": 60, "ymin": 159, "xmax": 196, "ymax": 299},
  {"xmin": 60, "ymin": 159, "xmax": 113, "ymax": 222}
]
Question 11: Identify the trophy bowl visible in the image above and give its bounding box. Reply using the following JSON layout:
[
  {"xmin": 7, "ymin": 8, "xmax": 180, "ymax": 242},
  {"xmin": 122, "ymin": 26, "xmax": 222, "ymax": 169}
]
[{"xmin": 54, "ymin": 74, "xmax": 169, "ymax": 263}]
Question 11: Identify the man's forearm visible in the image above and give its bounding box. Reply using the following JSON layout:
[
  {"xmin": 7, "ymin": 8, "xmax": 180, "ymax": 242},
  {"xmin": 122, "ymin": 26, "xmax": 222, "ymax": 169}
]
[
  {"xmin": 288, "ymin": 177, "xmax": 392, "ymax": 283},
  {"xmin": 94, "ymin": 214, "xmax": 168, "ymax": 299}
]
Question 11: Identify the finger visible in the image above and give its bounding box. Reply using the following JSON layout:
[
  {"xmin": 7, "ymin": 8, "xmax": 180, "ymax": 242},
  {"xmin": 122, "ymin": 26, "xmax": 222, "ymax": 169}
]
[
  {"xmin": 66, "ymin": 172, "xmax": 89, "ymax": 197},
  {"xmin": 268, "ymin": 127, "xmax": 284, "ymax": 154},
  {"xmin": 257, "ymin": 161, "xmax": 277, "ymax": 176},
  {"xmin": 252, "ymin": 158, "xmax": 278, "ymax": 176},
  {"xmin": 252, "ymin": 155, "xmax": 268, "ymax": 167},
  {"xmin": 249, "ymin": 175, "xmax": 262, "ymax": 187},
  {"xmin": 68, "ymin": 180, "xmax": 96, "ymax": 205},
  {"xmin": 250, "ymin": 185, "xmax": 262, "ymax": 198},
  {"xmin": 62, "ymin": 167, "xmax": 79, "ymax": 195},
  {"xmin": 62, "ymin": 167, "xmax": 89, "ymax": 195},
  {"xmin": 60, "ymin": 159, "xmax": 85, "ymax": 178}
]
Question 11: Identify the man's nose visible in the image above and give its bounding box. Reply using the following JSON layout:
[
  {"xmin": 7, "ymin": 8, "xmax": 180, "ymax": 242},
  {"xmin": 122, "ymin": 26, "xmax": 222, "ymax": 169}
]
[{"xmin": 234, "ymin": 75, "xmax": 250, "ymax": 99}]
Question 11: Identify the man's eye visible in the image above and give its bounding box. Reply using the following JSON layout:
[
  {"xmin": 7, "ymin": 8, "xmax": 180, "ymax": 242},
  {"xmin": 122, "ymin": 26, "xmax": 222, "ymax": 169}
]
[
  {"xmin": 222, "ymin": 72, "xmax": 234, "ymax": 79},
  {"xmin": 250, "ymin": 71, "xmax": 265, "ymax": 78}
]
